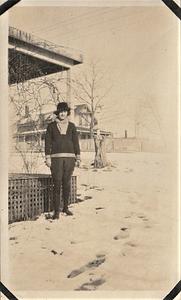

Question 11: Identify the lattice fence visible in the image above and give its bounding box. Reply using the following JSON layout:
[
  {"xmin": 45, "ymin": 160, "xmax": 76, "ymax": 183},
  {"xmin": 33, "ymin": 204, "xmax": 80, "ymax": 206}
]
[{"xmin": 8, "ymin": 174, "xmax": 77, "ymax": 223}]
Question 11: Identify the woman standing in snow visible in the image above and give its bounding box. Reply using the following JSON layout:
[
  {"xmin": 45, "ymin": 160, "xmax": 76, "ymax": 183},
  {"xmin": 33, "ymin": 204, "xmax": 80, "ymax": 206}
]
[{"xmin": 45, "ymin": 102, "xmax": 80, "ymax": 219}]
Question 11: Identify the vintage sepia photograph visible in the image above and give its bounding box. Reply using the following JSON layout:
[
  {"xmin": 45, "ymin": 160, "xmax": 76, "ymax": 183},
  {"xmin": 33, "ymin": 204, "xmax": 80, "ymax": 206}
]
[{"xmin": 2, "ymin": 0, "xmax": 180, "ymax": 298}]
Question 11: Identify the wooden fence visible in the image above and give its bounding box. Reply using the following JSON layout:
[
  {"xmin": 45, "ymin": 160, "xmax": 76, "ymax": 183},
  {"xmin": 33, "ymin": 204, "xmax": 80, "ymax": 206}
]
[{"xmin": 80, "ymin": 137, "xmax": 142, "ymax": 152}]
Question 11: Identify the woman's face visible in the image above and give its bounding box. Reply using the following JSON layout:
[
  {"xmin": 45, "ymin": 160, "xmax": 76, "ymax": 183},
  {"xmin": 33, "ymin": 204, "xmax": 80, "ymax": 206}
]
[{"xmin": 58, "ymin": 110, "xmax": 68, "ymax": 120}]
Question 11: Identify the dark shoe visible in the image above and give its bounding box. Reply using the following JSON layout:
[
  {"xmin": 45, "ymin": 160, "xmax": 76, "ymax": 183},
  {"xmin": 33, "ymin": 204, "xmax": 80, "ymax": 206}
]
[
  {"xmin": 62, "ymin": 209, "xmax": 73, "ymax": 216},
  {"xmin": 52, "ymin": 212, "xmax": 60, "ymax": 219}
]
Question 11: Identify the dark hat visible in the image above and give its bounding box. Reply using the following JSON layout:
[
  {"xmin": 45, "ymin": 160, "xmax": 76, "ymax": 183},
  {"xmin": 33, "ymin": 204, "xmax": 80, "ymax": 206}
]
[{"xmin": 54, "ymin": 102, "xmax": 71, "ymax": 115}]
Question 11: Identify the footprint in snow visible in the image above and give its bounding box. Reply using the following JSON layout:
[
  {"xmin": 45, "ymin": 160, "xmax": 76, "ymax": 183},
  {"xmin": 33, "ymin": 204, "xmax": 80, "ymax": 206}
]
[
  {"xmin": 84, "ymin": 196, "xmax": 93, "ymax": 200},
  {"xmin": 114, "ymin": 228, "xmax": 129, "ymax": 240},
  {"xmin": 75, "ymin": 278, "xmax": 106, "ymax": 291},
  {"xmin": 137, "ymin": 214, "xmax": 149, "ymax": 222},
  {"xmin": 9, "ymin": 236, "xmax": 17, "ymax": 241},
  {"xmin": 51, "ymin": 249, "xmax": 63, "ymax": 255},
  {"xmin": 95, "ymin": 207, "xmax": 105, "ymax": 210},
  {"xmin": 67, "ymin": 256, "xmax": 106, "ymax": 278},
  {"xmin": 125, "ymin": 241, "xmax": 137, "ymax": 247}
]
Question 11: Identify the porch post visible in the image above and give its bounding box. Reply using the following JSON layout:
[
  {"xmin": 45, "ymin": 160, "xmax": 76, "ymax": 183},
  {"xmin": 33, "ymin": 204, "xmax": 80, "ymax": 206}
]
[{"xmin": 66, "ymin": 68, "xmax": 74, "ymax": 122}]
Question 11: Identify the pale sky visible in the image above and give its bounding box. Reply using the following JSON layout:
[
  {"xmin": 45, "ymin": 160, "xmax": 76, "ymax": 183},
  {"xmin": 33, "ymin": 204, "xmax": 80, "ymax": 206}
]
[{"xmin": 9, "ymin": 2, "xmax": 179, "ymax": 147}]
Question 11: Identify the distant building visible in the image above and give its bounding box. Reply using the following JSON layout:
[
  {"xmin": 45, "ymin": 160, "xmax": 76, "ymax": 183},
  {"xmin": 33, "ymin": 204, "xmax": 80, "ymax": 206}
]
[
  {"xmin": 74, "ymin": 104, "xmax": 112, "ymax": 139},
  {"xmin": 15, "ymin": 103, "xmax": 112, "ymax": 152}
]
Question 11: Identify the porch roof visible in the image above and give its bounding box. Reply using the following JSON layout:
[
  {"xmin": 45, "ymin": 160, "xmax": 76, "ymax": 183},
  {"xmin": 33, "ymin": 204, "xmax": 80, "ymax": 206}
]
[{"xmin": 9, "ymin": 27, "xmax": 83, "ymax": 84}]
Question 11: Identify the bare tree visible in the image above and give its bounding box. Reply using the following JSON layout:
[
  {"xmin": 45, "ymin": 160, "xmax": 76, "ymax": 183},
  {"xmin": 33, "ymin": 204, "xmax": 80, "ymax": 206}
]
[
  {"xmin": 71, "ymin": 61, "xmax": 112, "ymax": 168},
  {"xmin": 9, "ymin": 62, "xmax": 67, "ymax": 173}
]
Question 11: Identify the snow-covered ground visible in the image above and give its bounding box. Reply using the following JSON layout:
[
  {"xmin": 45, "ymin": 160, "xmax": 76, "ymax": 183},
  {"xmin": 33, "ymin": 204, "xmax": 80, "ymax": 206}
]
[{"xmin": 8, "ymin": 152, "xmax": 179, "ymax": 298}]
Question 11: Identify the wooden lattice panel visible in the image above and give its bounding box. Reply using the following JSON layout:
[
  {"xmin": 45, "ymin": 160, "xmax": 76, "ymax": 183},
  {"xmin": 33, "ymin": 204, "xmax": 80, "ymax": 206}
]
[
  {"xmin": 8, "ymin": 174, "xmax": 77, "ymax": 223},
  {"xmin": 9, "ymin": 178, "xmax": 24, "ymax": 223}
]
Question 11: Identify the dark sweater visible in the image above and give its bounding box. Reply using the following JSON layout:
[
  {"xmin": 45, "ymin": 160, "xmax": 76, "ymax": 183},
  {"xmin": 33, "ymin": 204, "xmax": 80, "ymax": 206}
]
[{"xmin": 45, "ymin": 121, "xmax": 80, "ymax": 158}]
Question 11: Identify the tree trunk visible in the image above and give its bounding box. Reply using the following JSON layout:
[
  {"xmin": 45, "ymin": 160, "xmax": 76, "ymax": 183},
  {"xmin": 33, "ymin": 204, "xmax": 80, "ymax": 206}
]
[
  {"xmin": 90, "ymin": 112, "xmax": 94, "ymax": 139},
  {"xmin": 93, "ymin": 135, "xmax": 107, "ymax": 168}
]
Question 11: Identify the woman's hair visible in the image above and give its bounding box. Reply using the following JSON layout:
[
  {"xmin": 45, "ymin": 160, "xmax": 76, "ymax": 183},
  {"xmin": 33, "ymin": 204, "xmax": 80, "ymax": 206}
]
[{"xmin": 54, "ymin": 102, "xmax": 71, "ymax": 116}]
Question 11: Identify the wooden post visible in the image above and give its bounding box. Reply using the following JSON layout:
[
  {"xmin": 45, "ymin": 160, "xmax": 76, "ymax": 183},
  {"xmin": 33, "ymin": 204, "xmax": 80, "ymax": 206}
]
[
  {"xmin": 66, "ymin": 69, "xmax": 74, "ymax": 121},
  {"xmin": 0, "ymin": 12, "xmax": 9, "ymax": 286}
]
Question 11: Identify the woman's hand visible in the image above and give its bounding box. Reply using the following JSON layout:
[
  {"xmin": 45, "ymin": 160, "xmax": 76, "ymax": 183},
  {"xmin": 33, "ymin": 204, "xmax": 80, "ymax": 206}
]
[
  {"xmin": 45, "ymin": 157, "xmax": 51, "ymax": 168},
  {"xmin": 75, "ymin": 155, "xmax": 81, "ymax": 168}
]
